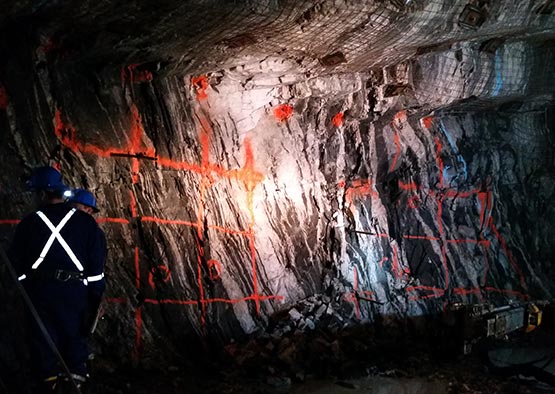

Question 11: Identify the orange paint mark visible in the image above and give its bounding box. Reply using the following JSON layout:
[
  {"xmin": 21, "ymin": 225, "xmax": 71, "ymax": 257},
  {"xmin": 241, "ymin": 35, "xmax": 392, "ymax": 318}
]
[
  {"xmin": 0, "ymin": 84, "xmax": 8, "ymax": 110},
  {"xmin": 133, "ymin": 307, "xmax": 142, "ymax": 362},
  {"xmin": 420, "ymin": 115, "xmax": 433, "ymax": 130},
  {"xmin": 393, "ymin": 110, "xmax": 407, "ymax": 124},
  {"xmin": 148, "ymin": 265, "xmax": 171, "ymax": 289},
  {"xmin": 207, "ymin": 259, "xmax": 222, "ymax": 281},
  {"xmin": 144, "ymin": 299, "xmax": 198, "ymax": 305},
  {"xmin": 273, "ymin": 104, "xmax": 293, "ymax": 122},
  {"xmin": 191, "ymin": 75, "xmax": 209, "ymax": 100},
  {"xmin": 0, "ymin": 219, "xmax": 20, "ymax": 225},
  {"xmin": 345, "ymin": 179, "xmax": 379, "ymax": 204},
  {"xmin": 141, "ymin": 217, "xmax": 197, "ymax": 227},
  {"xmin": 378, "ymin": 257, "xmax": 389, "ymax": 268},
  {"xmin": 488, "ymin": 218, "xmax": 526, "ymax": 289},
  {"xmin": 332, "ymin": 112, "xmax": 344, "ymax": 127},
  {"xmin": 453, "ymin": 287, "xmax": 482, "ymax": 296},
  {"xmin": 435, "ymin": 138, "xmax": 444, "ymax": 188},
  {"xmin": 96, "ymin": 217, "xmax": 130, "ymax": 224},
  {"xmin": 391, "ymin": 244, "xmax": 402, "ymax": 279},
  {"xmin": 407, "ymin": 195, "xmax": 421, "ymax": 209},
  {"xmin": 398, "ymin": 180, "xmax": 418, "ymax": 191},
  {"xmin": 389, "ymin": 131, "xmax": 401, "ymax": 172},
  {"xmin": 122, "ymin": 64, "xmax": 153, "ymax": 84},
  {"xmin": 105, "ymin": 297, "xmax": 127, "ymax": 304},
  {"xmin": 403, "ymin": 235, "xmax": 440, "ymax": 241},
  {"xmin": 406, "ymin": 285, "xmax": 445, "ymax": 293},
  {"xmin": 130, "ymin": 190, "xmax": 137, "ymax": 217}
]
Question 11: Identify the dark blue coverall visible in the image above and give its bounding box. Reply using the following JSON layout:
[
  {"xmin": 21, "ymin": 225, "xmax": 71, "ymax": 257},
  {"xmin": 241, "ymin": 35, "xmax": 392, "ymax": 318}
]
[{"xmin": 9, "ymin": 202, "xmax": 106, "ymax": 380}]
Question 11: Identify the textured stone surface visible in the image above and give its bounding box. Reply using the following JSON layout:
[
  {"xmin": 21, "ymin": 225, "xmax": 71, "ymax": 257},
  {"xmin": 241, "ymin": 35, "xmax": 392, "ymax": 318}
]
[{"xmin": 0, "ymin": 0, "xmax": 554, "ymax": 372}]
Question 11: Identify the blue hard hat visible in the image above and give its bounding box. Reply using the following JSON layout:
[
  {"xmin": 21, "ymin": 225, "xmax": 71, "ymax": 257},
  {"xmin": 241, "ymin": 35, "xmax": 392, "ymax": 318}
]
[
  {"xmin": 26, "ymin": 166, "xmax": 69, "ymax": 192},
  {"xmin": 69, "ymin": 189, "xmax": 100, "ymax": 213}
]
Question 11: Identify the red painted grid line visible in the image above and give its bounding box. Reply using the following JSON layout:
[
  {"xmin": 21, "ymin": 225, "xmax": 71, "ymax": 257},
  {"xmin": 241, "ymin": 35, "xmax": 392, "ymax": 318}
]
[
  {"xmin": 0, "ymin": 219, "xmax": 20, "ymax": 225},
  {"xmin": 343, "ymin": 268, "xmax": 375, "ymax": 320}
]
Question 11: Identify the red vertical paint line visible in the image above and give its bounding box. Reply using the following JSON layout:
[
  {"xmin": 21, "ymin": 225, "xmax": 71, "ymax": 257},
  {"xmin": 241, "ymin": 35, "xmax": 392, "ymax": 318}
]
[
  {"xmin": 129, "ymin": 105, "xmax": 145, "ymax": 184},
  {"xmin": 436, "ymin": 194, "xmax": 444, "ymax": 238},
  {"xmin": 389, "ymin": 132, "xmax": 401, "ymax": 173},
  {"xmin": 133, "ymin": 307, "xmax": 143, "ymax": 362},
  {"xmin": 353, "ymin": 269, "xmax": 361, "ymax": 320},
  {"xmin": 488, "ymin": 218, "xmax": 526, "ymax": 289},
  {"xmin": 435, "ymin": 138, "xmax": 443, "ymax": 188},
  {"xmin": 478, "ymin": 192, "xmax": 487, "ymax": 228},
  {"xmin": 130, "ymin": 190, "xmax": 137, "ymax": 217}
]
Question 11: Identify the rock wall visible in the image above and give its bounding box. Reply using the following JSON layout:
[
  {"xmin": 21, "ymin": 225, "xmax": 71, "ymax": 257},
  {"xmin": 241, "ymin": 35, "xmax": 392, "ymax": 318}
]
[{"xmin": 0, "ymin": 0, "xmax": 554, "ymax": 369}]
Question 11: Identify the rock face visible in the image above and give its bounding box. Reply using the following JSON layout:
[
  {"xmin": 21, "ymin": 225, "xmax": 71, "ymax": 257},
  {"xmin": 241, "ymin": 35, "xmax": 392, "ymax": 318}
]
[{"xmin": 0, "ymin": 0, "xmax": 554, "ymax": 368}]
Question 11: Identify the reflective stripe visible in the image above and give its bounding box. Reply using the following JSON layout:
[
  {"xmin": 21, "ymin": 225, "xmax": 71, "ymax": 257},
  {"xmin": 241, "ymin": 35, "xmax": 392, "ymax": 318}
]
[
  {"xmin": 18, "ymin": 274, "xmax": 27, "ymax": 281},
  {"xmin": 87, "ymin": 273, "xmax": 104, "ymax": 282},
  {"xmin": 32, "ymin": 209, "xmax": 84, "ymax": 272}
]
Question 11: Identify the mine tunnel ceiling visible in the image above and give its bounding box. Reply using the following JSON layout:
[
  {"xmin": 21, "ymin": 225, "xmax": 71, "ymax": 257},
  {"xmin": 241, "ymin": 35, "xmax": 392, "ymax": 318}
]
[{"xmin": 5, "ymin": 0, "xmax": 555, "ymax": 78}]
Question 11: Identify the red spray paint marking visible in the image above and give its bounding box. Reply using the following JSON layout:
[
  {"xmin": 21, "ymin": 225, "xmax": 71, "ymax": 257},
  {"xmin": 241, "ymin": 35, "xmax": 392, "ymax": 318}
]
[
  {"xmin": 398, "ymin": 180, "xmax": 419, "ymax": 191},
  {"xmin": 344, "ymin": 179, "xmax": 379, "ymax": 204},
  {"xmin": 420, "ymin": 115, "xmax": 434, "ymax": 130},
  {"xmin": 134, "ymin": 307, "xmax": 143, "ymax": 362},
  {"xmin": 121, "ymin": 64, "xmax": 153, "ymax": 84},
  {"xmin": 191, "ymin": 75, "xmax": 209, "ymax": 100},
  {"xmin": 0, "ymin": 219, "xmax": 20, "ymax": 225},
  {"xmin": 97, "ymin": 217, "xmax": 130, "ymax": 224},
  {"xmin": 144, "ymin": 299, "xmax": 198, "ymax": 305},
  {"xmin": 130, "ymin": 190, "xmax": 137, "ymax": 218},
  {"xmin": 403, "ymin": 234, "xmax": 440, "ymax": 241},
  {"xmin": 332, "ymin": 112, "xmax": 344, "ymax": 127},
  {"xmin": 389, "ymin": 132, "xmax": 401, "ymax": 173},
  {"xmin": 378, "ymin": 256, "xmax": 389, "ymax": 268},
  {"xmin": 0, "ymin": 84, "xmax": 8, "ymax": 110},
  {"xmin": 105, "ymin": 297, "xmax": 128, "ymax": 304},
  {"xmin": 453, "ymin": 287, "xmax": 482, "ymax": 296},
  {"xmin": 273, "ymin": 104, "xmax": 293, "ymax": 122},
  {"xmin": 344, "ymin": 268, "xmax": 377, "ymax": 320},
  {"xmin": 207, "ymin": 259, "xmax": 222, "ymax": 281},
  {"xmin": 488, "ymin": 218, "xmax": 526, "ymax": 289},
  {"xmin": 435, "ymin": 138, "xmax": 444, "ymax": 188},
  {"xmin": 148, "ymin": 265, "xmax": 171, "ymax": 289},
  {"xmin": 407, "ymin": 195, "xmax": 421, "ymax": 209}
]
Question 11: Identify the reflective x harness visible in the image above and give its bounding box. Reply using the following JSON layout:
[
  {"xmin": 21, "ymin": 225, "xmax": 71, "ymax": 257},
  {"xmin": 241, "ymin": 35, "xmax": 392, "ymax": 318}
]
[{"xmin": 17, "ymin": 208, "xmax": 104, "ymax": 285}]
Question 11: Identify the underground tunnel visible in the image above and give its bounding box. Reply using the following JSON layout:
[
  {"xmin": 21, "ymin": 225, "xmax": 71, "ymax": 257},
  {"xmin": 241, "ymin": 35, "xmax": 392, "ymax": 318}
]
[{"xmin": 0, "ymin": 0, "xmax": 555, "ymax": 393}]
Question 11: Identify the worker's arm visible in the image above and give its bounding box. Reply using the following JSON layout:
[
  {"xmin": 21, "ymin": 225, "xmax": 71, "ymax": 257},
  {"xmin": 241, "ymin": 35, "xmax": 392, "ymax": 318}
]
[{"xmin": 8, "ymin": 216, "xmax": 33, "ymax": 281}]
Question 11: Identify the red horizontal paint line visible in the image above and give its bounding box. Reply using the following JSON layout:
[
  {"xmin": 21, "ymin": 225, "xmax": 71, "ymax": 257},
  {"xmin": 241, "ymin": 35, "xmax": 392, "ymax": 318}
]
[
  {"xmin": 402, "ymin": 235, "xmax": 440, "ymax": 241},
  {"xmin": 443, "ymin": 188, "xmax": 481, "ymax": 199},
  {"xmin": 408, "ymin": 291, "xmax": 445, "ymax": 301},
  {"xmin": 453, "ymin": 287, "xmax": 482, "ymax": 296},
  {"xmin": 406, "ymin": 285, "xmax": 444, "ymax": 293},
  {"xmin": 398, "ymin": 180, "xmax": 419, "ymax": 191},
  {"xmin": 484, "ymin": 286, "xmax": 529, "ymax": 300},
  {"xmin": 0, "ymin": 219, "xmax": 20, "ymax": 225},
  {"xmin": 104, "ymin": 297, "xmax": 128, "ymax": 304},
  {"xmin": 203, "ymin": 295, "xmax": 284, "ymax": 304},
  {"xmin": 141, "ymin": 216, "xmax": 198, "ymax": 227},
  {"xmin": 96, "ymin": 217, "xmax": 130, "ymax": 224},
  {"xmin": 144, "ymin": 298, "xmax": 199, "ymax": 306},
  {"xmin": 447, "ymin": 239, "xmax": 490, "ymax": 246}
]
